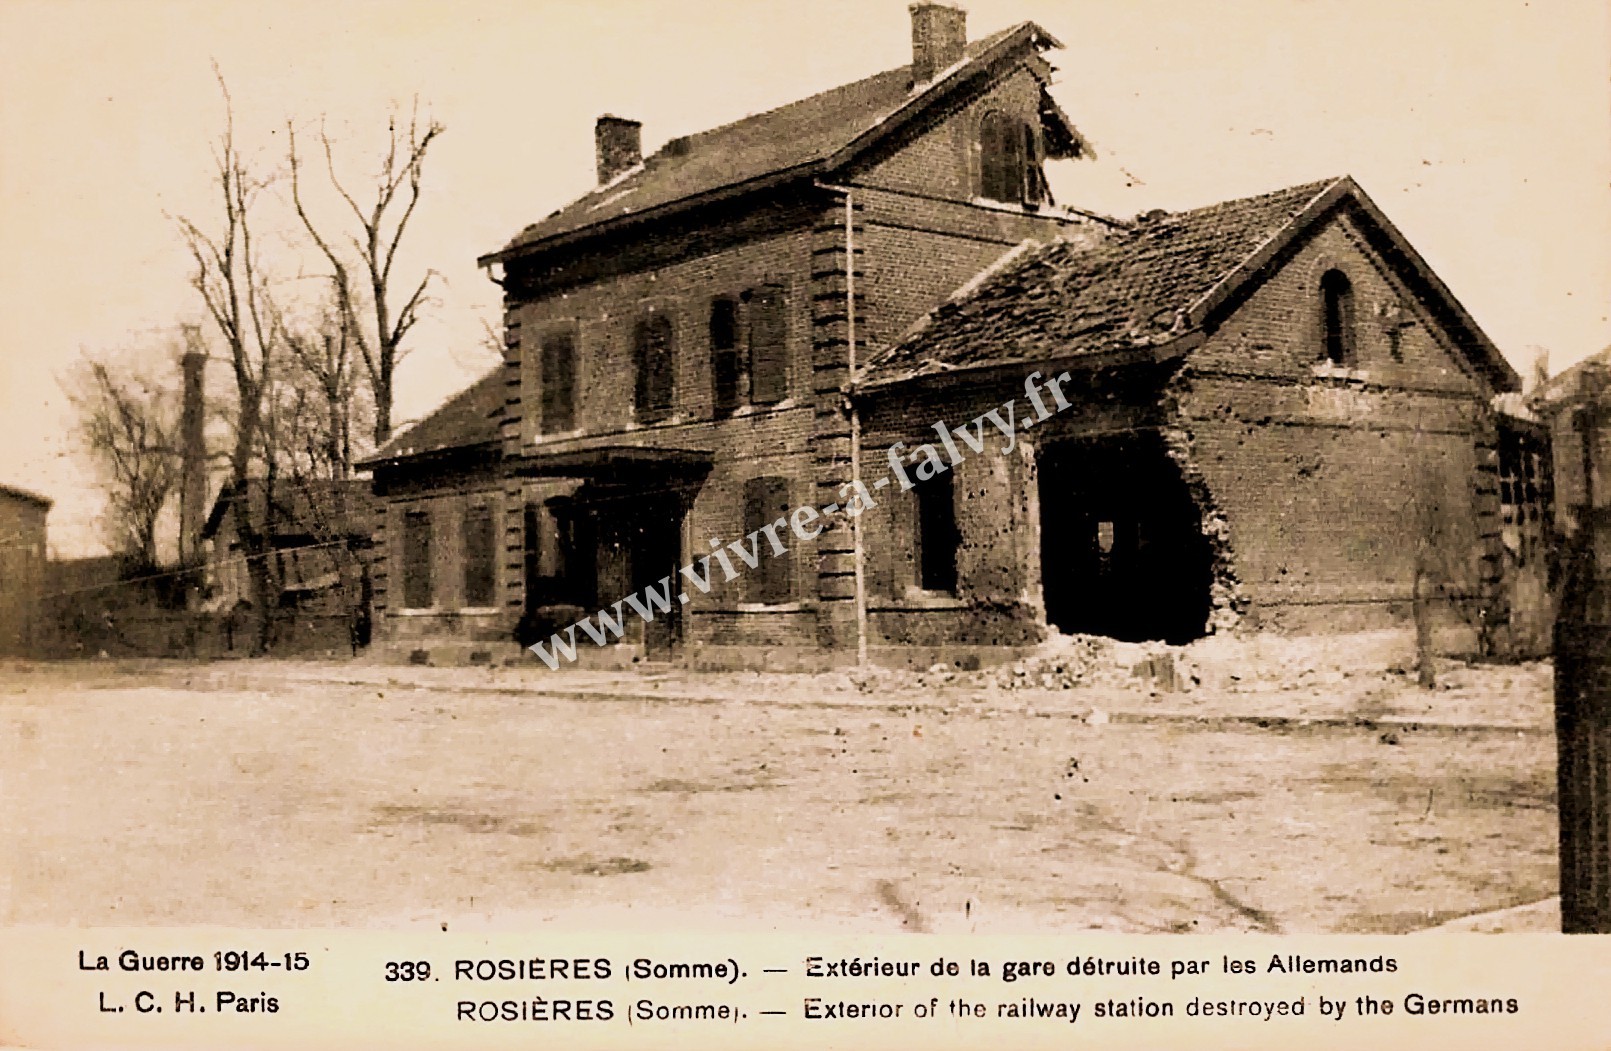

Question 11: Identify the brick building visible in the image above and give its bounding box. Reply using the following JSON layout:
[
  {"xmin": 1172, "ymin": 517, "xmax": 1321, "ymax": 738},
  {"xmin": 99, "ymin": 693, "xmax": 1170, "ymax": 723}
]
[
  {"xmin": 0, "ymin": 482, "xmax": 51, "ymax": 657},
  {"xmin": 366, "ymin": 5, "xmax": 1525, "ymax": 667}
]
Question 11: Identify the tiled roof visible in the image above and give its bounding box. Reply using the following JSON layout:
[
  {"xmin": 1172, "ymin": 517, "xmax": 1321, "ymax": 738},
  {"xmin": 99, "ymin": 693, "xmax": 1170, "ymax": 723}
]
[
  {"xmin": 864, "ymin": 178, "xmax": 1346, "ymax": 386},
  {"xmin": 367, "ymin": 367, "xmax": 506, "ymax": 464},
  {"xmin": 484, "ymin": 22, "xmax": 1081, "ymax": 262},
  {"xmin": 0, "ymin": 482, "xmax": 52, "ymax": 509}
]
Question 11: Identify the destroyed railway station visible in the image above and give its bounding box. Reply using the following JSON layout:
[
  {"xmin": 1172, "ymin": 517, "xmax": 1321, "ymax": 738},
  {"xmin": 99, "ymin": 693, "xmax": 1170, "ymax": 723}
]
[{"xmin": 361, "ymin": 4, "xmax": 1550, "ymax": 669}]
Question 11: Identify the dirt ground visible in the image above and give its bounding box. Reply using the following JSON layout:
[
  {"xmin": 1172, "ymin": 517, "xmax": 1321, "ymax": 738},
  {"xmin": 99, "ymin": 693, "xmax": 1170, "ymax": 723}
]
[{"xmin": 0, "ymin": 640, "xmax": 1557, "ymax": 935}]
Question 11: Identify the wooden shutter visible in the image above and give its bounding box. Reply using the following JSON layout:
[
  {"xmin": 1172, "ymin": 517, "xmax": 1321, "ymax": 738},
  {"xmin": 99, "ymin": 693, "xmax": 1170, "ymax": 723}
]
[
  {"xmin": 710, "ymin": 297, "xmax": 741, "ymax": 417},
  {"xmin": 747, "ymin": 286, "xmax": 788, "ymax": 405},
  {"xmin": 540, "ymin": 331, "xmax": 575, "ymax": 434},
  {"xmin": 463, "ymin": 503, "xmax": 496, "ymax": 607},
  {"xmin": 980, "ymin": 112, "xmax": 1021, "ymax": 203},
  {"xmin": 743, "ymin": 475, "xmax": 792, "ymax": 604},
  {"xmin": 1022, "ymin": 123, "xmax": 1046, "ymax": 206},
  {"xmin": 634, "ymin": 315, "xmax": 674, "ymax": 423},
  {"xmin": 401, "ymin": 509, "xmax": 433, "ymax": 609}
]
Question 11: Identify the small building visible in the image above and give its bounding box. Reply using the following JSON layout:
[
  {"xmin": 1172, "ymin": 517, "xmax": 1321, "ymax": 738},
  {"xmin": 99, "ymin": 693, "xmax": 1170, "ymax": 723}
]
[
  {"xmin": 201, "ymin": 477, "xmax": 374, "ymax": 652},
  {"xmin": 0, "ymin": 482, "xmax": 51, "ymax": 656}
]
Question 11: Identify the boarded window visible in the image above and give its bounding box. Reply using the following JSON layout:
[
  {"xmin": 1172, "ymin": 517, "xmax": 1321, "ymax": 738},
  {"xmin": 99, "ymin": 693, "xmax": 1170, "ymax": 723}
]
[
  {"xmin": 747, "ymin": 285, "xmax": 788, "ymax": 405},
  {"xmin": 979, "ymin": 111, "xmax": 1026, "ymax": 204},
  {"xmin": 633, "ymin": 313, "xmax": 675, "ymax": 424},
  {"xmin": 710, "ymin": 297, "xmax": 742, "ymax": 417},
  {"xmin": 463, "ymin": 503, "xmax": 496, "ymax": 607},
  {"xmin": 1321, "ymin": 269, "xmax": 1356, "ymax": 367},
  {"xmin": 540, "ymin": 331, "xmax": 576, "ymax": 434},
  {"xmin": 743, "ymin": 475, "xmax": 792, "ymax": 604},
  {"xmin": 915, "ymin": 472, "xmax": 959, "ymax": 593},
  {"xmin": 401, "ymin": 509, "xmax": 433, "ymax": 609}
]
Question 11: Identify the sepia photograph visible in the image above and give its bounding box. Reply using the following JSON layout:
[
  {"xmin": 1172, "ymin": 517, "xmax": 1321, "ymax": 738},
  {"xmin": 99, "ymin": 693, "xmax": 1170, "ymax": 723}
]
[{"xmin": 2, "ymin": 0, "xmax": 1609, "ymax": 955}]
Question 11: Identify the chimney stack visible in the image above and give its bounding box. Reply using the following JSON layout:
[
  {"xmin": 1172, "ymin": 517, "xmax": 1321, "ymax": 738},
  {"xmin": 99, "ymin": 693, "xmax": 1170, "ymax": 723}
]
[
  {"xmin": 178, "ymin": 328, "xmax": 208, "ymax": 567},
  {"xmin": 595, "ymin": 115, "xmax": 642, "ymax": 185},
  {"xmin": 910, "ymin": 2, "xmax": 967, "ymax": 86}
]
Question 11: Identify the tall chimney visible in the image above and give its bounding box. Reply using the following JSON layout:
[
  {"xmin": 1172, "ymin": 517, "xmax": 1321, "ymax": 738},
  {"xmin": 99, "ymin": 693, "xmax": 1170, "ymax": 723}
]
[
  {"xmin": 595, "ymin": 115, "xmax": 642, "ymax": 185},
  {"xmin": 178, "ymin": 328, "xmax": 207, "ymax": 566},
  {"xmin": 910, "ymin": 2, "xmax": 967, "ymax": 86}
]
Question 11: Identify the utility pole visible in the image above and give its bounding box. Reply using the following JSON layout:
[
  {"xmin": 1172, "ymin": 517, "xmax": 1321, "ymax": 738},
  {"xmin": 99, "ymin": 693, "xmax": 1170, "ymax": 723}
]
[{"xmin": 1554, "ymin": 362, "xmax": 1610, "ymax": 932}]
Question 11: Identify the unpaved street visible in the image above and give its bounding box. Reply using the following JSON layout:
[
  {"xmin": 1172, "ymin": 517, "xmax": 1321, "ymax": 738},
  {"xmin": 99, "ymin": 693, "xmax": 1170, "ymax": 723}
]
[{"xmin": 0, "ymin": 661, "xmax": 1555, "ymax": 934}]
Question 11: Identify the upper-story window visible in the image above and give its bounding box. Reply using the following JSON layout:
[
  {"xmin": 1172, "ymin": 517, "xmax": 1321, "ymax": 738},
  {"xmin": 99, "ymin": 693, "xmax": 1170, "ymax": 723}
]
[
  {"xmin": 633, "ymin": 313, "xmax": 675, "ymax": 424},
  {"xmin": 747, "ymin": 285, "xmax": 789, "ymax": 405},
  {"xmin": 980, "ymin": 111, "xmax": 1046, "ymax": 207},
  {"xmin": 540, "ymin": 330, "xmax": 576, "ymax": 434},
  {"xmin": 710, "ymin": 297, "xmax": 743, "ymax": 418},
  {"xmin": 1320, "ymin": 269, "xmax": 1356, "ymax": 367}
]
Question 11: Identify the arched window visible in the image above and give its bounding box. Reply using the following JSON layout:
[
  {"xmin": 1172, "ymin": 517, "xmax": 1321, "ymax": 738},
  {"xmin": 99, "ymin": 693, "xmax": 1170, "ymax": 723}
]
[
  {"xmin": 1320, "ymin": 269, "xmax": 1356, "ymax": 367},
  {"xmin": 979, "ymin": 111, "xmax": 1026, "ymax": 204},
  {"xmin": 633, "ymin": 313, "xmax": 675, "ymax": 424}
]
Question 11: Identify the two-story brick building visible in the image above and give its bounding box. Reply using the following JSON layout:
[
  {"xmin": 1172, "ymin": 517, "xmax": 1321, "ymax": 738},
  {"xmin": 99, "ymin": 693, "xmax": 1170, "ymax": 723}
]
[{"xmin": 364, "ymin": 4, "xmax": 1526, "ymax": 668}]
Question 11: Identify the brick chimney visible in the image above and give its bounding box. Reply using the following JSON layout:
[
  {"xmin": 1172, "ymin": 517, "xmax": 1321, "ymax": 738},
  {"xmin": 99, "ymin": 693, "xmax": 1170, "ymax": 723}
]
[
  {"xmin": 595, "ymin": 115, "xmax": 642, "ymax": 185},
  {"xmin": 178, "ymin": 330, "xmax": 208, "ymax": 567},
  {"xmin": 910, "ymin": 2, "xmax": 967, "ymax": 86}
]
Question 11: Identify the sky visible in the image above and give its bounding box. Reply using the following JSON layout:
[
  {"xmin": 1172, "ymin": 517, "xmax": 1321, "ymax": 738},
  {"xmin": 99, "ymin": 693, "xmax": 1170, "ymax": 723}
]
[{"xmin": 2, "ymin": 0, "xmax": 1608, "ymax": 557}]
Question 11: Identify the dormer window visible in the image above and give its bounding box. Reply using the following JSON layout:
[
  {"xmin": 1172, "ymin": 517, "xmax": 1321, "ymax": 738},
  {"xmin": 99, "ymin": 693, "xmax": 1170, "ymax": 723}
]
[
  {"xmin": 1320, "ymin": 269, "xmax": 1356, "ymax": 367},
  {"xmin": 980, "ymin": 111, "xmax": 1044, "ymax": 206}
]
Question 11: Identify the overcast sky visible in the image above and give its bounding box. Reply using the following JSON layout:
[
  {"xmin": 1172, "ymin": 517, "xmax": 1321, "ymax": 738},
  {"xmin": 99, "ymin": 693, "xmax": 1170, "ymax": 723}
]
[{"xmin": 3, "ymin": 0, "xmax": 1608, "ymax": 557}]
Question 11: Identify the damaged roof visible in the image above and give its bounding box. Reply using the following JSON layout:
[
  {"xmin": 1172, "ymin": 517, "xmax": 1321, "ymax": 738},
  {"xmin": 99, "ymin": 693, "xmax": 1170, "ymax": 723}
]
[
  {"xmin": 863, "ymin": 176, "xmax": 1519, "ymax": 392},
  {"xmin": 482, "ymin": 22, "xmax": 1086, "ymax": 265},
  {"xmin": 364, "ymin": 367, "xmax": 506, "ymax": 466}
]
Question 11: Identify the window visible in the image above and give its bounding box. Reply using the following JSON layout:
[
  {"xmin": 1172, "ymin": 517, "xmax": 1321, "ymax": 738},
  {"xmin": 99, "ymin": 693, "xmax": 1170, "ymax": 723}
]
[
  {"xmin": 915, "ymin": 472, "xmax": 960, "ymax": 593},
  {"xmin": 633, "ymin": 313, "xmax": 675, "ymax": 424},
  {"xmin": 401, "ymin": 509, "xmax": 433, "ymax": 609},
  {"xmin": 540, "ymin": 331, "xmax": 576, "ymax": 434},
  {"xmin": 1320, "ymin": 269, "xmax": 1356, "ymax": 367},
  {"xmin": 980, "ymin": 111, "xmax": 1036, "ymax": 205},
  {"xmin": 463, "ymin": 503, "xmax": 496, "ymax": 607},
  {"xmin": 743, "ymin": 475, "xmax": 792, "ymax": 604},
  {"xmin": 747, "ymin": 285, "xmax": 788, "ymax": 405},
  {"xmin": 710, "ymin": 297, "xmax": 742, "ymax": 417}
]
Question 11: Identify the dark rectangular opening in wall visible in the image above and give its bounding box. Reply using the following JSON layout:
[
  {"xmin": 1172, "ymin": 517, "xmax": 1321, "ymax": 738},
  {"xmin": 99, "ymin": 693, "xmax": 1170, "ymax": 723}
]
[
  {"xmin": 915, "ymin": 471, "xmax": 959, "ymax": 593},
  {"xmin": 463, "ymin": 503, "xmax": 496, "ymax": 607},
  {"xmin": 710, "ymin": 296, "xmax": 742, "ymax": 417},
  {"xmin": 401, "ymin": 509, "xmax": 433, "ymax": 609},
  {"xmin": 1037, "ymin": 432, "xmax": 1213, "ymax": 644},
  {"xmin": 747, "ymin": 285, "xmax": 787, "ymax": 405}
]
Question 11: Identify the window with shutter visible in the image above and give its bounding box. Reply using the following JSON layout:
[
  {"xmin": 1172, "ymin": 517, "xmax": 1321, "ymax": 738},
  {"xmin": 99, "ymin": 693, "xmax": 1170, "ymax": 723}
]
[
  {"xmin": 747, "ymin": 285, "xmax": 788, "ymax": 405},
  {"xmin": 915, "ymin": 472, "xmax": 959, "ymax": 593},
  {"xmin": 710, "ymin": 297, "xmax": 742, "ymax": 417},
  {"xmin": 401, "ymin": 509, "xmax": 433, "ymax": 609},
  {"xmin": 633, "ymin": 314, "xmax": 675, "ymax": 424},
  {"xmin": 979, "ymin": 111, "xmax": 1025, "ymax": 204},
  {"xmin": 743, "ymin": 475, "xmax": 792, "ymax": 604},
  {"xmin": 540, "ymin": 331, "xmax": 576, "ymax": 434},
  {"xmin": 463, "ymin": 503, "xmax": 496, "ymax": 607},
  {"xmin": 1022, "ymin": 124, "xmax": 1046, "ymax": 206}
]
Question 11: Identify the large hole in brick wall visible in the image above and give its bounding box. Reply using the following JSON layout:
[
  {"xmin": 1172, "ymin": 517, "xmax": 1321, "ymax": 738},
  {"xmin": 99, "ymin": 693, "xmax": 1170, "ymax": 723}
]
[{"xmin": 1038, "ymin": 432, "xmax": 1214, "ymax": 644}]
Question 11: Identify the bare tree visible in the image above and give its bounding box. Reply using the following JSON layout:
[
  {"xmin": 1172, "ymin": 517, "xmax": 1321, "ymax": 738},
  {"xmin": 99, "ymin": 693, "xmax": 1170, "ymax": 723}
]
[
  {"xmin": 288, "ymin": 104, "xmax": 444, "ymax": 448},
  {"xmin": 175, "ymin": 71, "xmax": 280, "ymax": 655},
  {"xmin": 63, "ymin": 353, "xmax": 182, "ymax": 570}
]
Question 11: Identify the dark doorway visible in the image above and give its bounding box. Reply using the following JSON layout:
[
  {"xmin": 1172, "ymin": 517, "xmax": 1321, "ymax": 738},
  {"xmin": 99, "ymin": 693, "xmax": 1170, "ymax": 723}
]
[
  {"xmin": 1038, "ymin": 432, "xmax": 1213, "ymax": 644},
  {"xmin": 626, "ymin": 497, "xmax": 685, "ymax": 661}
]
